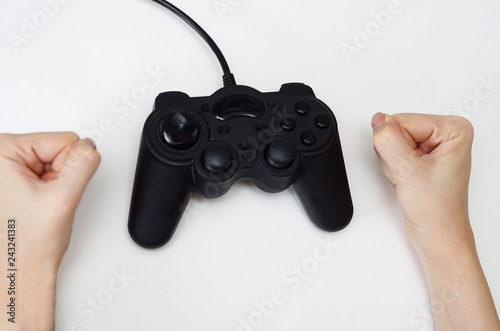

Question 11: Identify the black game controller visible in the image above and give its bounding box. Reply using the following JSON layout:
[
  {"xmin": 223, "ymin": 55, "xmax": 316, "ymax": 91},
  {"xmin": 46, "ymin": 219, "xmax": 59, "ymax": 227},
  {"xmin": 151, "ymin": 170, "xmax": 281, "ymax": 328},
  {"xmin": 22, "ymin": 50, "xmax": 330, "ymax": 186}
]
[{"xmin": 128, "ymin": 83, "xmax": 353, "ymax": 248}]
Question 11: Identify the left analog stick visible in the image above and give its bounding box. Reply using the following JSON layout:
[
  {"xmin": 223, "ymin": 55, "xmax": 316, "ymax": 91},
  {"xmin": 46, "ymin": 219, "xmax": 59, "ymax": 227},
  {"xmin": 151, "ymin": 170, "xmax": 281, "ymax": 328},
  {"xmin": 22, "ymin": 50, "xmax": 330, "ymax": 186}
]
[{"xmin": 161, "ymin": 112, "xmax": 200, "ymax": 149}]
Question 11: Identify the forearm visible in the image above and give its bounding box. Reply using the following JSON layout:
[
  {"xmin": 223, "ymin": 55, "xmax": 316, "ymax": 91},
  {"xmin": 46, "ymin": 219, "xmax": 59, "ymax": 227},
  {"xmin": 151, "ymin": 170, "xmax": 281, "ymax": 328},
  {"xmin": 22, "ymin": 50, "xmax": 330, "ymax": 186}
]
[
  {"xmin": 0, "ymin": 225, "xmax": 58, "ymax": 331},
  {"xmin": 410, "ymin": 220, "xmax": 500, "ymax": 331}
]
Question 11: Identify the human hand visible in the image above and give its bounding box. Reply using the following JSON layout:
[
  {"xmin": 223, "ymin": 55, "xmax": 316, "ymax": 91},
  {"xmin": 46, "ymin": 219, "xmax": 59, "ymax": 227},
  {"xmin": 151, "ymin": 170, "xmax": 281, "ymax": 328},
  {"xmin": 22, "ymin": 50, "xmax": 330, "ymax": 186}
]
[
  {"xmin": 0, "ymin": 132, "xmax": 100, "ymax": 330},
  {"xmin": 371, "ymin": 113, "xmax": 500, "ymax": 330},
  {"xmin": 371, "ymin": 113, "xmax": 474, "ymax": 250}
]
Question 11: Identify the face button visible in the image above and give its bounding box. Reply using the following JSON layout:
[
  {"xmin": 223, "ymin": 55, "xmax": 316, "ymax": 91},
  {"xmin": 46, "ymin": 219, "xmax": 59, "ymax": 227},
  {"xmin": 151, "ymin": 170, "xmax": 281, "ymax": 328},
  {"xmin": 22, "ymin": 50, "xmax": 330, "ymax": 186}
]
[
  {"xmin": 161, "ymin": 112, "xmax": 200, "ymax": 149},
  {"xmin": 202, "ymin": 144, "xmax": 234, "ymax": 174},
  {"xmin": 301, "ymin": 131, "xmax": 317, "ymax": 146},
  {"xmin": 295, "ymin": 101, "xmax": 310, "ymax": 116},
  {"xmin": 238, "ymin": 142, "xmax": 253, "ymax": 151},
  {"xmin": 280, "ymin": 118, "xmax": 296, "ymax": 132},
  {"xmin": 256, "ymin": 124, "xmax": 268, "ymax": 132},
  {"xmin": 265, "ymin": 138, "xmax": 296, "ymax": 170},
  {"xmin": 315, "ymin": 114, "xmax": 331, "ymax": 129},
  {"xmin": 218, "ymin": 125, "xmax": 231, "ymax": 135}
]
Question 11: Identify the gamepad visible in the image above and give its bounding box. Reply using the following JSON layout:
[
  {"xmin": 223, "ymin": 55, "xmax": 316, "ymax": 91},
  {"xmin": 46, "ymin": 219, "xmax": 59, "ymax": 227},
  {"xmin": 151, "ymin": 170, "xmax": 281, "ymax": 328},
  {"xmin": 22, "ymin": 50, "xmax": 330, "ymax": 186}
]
[{"xmin": 128, "ymin": 83, "xmax": 353, "ymax": 248}]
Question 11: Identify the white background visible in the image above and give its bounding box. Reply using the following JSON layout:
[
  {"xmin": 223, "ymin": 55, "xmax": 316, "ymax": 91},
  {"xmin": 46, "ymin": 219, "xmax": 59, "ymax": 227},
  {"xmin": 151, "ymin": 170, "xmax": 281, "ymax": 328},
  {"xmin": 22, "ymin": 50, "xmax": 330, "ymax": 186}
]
[{"xmin": 1, "ymin": 0, "xmax": 500, "ymax": 330}]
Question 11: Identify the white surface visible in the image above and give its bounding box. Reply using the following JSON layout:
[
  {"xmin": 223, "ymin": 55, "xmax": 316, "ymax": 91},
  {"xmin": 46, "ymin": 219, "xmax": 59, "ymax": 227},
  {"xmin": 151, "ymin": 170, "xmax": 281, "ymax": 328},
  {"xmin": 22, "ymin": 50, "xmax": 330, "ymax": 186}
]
[{"xmin": 1, "ymin": 0, "xmax": 500, "ymax": 330}]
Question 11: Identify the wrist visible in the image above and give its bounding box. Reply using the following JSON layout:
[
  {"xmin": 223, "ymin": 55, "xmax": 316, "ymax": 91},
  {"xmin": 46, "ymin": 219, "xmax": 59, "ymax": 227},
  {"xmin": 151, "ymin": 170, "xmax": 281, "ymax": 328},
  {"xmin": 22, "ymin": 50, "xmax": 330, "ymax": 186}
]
[
  {"xmin": 405, "ymin": 208, "xmax": 474, "ymax": 252},
  {"xmin": 17, "ymin": 263, "xmax": 58, "ymax": 331},
  {"xmin": 1, "ymin": 236, "xmax": 59, "ymax": 331},
  {"xmin": 405, "ymin": 215, "xmax": 479, "ymax": 274}
]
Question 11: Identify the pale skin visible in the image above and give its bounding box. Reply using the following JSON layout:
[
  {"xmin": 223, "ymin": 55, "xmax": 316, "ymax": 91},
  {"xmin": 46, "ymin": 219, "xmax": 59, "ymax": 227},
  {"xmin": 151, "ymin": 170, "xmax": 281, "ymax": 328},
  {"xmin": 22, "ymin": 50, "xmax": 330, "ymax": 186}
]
[
  {"xmin": 0, "ymin": 133, "xmax": 100, "ymax": 331},
  {"xmin": 0, "ymin": 113, "xmax": 498, "ymax": 330},
  {"xmin": 371, "ymin": 113, "xmax": 500, "ymax": 331}
]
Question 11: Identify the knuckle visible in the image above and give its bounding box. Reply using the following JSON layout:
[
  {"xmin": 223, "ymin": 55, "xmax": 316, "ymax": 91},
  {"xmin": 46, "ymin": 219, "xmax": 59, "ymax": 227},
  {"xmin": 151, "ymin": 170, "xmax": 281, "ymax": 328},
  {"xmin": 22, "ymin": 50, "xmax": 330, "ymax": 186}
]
[
  {"xmin": 87, "ymin": 150, "xmax": 101, "ymax": 166},
  {"xmin": 0, "ymin": 133, "xmax": 13, "ymax": 151},
  {"xmin": 447, "ymin": 116, "xmax": 474, "ymax": 138},
  {"xmin": 64, "ymin": 144, "xmax": 100, "ymax": 170},
  {"xmin": 63, "ymin": 131, "xmax": 80, "ymax": 142},
  {"xmin": 460, "ymin": 119, "xmax": 474, "ymax": 137},
  {"xmin": 0, "ymin": 133, "xmax": 12, "ymax": 141},
  {"xmin": 77, "ymin": 145, "xmax": 101, "ymax": 166}
]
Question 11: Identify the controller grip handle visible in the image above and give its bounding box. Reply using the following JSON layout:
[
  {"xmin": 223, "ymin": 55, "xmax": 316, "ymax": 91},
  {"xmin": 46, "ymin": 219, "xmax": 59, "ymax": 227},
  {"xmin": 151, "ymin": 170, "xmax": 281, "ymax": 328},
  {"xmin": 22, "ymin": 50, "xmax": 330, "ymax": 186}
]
[
  {"xmin": 293, "ymin": 138, "xmax": 353, "ymax": 231},
  {"xmin": 128, "ymin": 138, "xmax": 193, "ymax": 248}
]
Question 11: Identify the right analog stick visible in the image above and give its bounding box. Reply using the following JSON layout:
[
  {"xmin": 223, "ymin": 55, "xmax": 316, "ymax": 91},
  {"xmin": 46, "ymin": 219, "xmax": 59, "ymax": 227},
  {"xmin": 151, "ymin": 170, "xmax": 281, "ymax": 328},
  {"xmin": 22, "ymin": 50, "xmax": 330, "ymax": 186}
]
[
  {"xmin": 265, "ymin": 138, "xmax": 296, "ymax": 170},
  {"xmin": 161, "ymin": 112, "xmax": 200, "ymax": 149},
  {"xmin": 202, "ymin": 143, "xmax": 234, "ymax": 174}
]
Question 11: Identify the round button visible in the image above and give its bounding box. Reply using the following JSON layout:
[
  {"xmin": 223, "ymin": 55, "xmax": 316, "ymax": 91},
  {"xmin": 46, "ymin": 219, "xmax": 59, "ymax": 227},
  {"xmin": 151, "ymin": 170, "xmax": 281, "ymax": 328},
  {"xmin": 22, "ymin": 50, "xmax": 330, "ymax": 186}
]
[
  {"xmin": 280, "ymin": 118, "xmax": 296, "ymax": 132},
  {"xmin": 295, "ymin": 101, "xmax": 310, "ymax": 116},
  {"xmin": 301, "ymin": 131, "xmax": 317, "ymax": 146},
  {"xmin": 265, "ymin": 138, "xmax": 296, "ymax": 170},
  {"xmin": 202, "ymin": 144, "xmax": 233, "ymax": 174},
  {"xmin": 315, "ymin": 114, "xmax": 331, "ymax": 129},
  {"xmin": 161, "ymin": 112, "xmax": 200, "ymax": 149}
]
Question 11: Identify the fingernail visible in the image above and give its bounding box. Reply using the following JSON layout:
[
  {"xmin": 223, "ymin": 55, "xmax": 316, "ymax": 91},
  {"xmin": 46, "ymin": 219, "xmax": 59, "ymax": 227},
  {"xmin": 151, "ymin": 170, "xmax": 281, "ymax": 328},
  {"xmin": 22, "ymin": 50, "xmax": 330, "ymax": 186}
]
[
  {"xmin": 371, "ymin": 112, "xmax": 386, "ymax": 130},
  {"xmin": 83, "ymin": 138, "xmax": 97, "ymax": 150}
]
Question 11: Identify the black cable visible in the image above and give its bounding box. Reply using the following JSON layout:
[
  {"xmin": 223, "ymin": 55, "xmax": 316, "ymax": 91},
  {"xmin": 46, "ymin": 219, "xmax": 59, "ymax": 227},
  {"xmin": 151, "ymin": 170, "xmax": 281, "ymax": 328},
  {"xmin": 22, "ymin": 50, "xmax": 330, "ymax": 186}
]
[{"xmin": 151, "ymin": 0, "xmax": 236, "ymax": 86}]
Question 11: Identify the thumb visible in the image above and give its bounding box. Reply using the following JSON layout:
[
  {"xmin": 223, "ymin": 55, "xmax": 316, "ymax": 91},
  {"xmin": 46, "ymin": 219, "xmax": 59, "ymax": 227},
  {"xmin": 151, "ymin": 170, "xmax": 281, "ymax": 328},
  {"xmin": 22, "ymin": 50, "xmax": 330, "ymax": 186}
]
[
  {"xmin": 53, "ymin": 138, "xmax": 101, "ymax": 203},
  {"xmin": 372, "ymin": 113, "xmax": 419, "ymax": 180}
]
